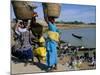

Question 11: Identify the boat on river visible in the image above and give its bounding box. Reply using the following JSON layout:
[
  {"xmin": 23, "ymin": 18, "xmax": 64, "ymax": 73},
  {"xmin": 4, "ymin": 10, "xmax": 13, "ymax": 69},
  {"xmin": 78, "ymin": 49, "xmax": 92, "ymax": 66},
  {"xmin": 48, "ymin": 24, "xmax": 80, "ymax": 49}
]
[{"xmin": 72, "ymin": 33, "xmax": 82, "ymax": 39}]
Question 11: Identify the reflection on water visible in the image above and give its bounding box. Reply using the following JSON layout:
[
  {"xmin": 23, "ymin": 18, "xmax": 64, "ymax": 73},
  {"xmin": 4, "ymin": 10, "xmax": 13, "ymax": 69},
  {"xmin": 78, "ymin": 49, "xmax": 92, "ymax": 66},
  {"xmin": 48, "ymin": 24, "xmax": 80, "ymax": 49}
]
[{"xmin": 61, "ymin": 28, "xmax": 96, "ymax": 48}]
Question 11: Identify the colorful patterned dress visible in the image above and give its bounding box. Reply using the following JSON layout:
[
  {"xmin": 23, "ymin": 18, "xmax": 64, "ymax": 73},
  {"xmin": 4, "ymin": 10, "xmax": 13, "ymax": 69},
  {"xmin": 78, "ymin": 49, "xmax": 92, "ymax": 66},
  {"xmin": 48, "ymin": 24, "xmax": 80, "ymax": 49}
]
[{"xmin": 14, "ymin": 27, "xmax": 33, "ymax": 60}]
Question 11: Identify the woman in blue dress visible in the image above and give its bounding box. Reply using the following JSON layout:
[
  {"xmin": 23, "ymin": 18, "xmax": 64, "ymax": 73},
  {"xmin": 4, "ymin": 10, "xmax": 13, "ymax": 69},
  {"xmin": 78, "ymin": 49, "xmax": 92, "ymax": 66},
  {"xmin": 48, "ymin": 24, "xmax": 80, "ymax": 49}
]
[{"xmin": 45, "ymin": 17, "xmax": 60, "ymax": 71}]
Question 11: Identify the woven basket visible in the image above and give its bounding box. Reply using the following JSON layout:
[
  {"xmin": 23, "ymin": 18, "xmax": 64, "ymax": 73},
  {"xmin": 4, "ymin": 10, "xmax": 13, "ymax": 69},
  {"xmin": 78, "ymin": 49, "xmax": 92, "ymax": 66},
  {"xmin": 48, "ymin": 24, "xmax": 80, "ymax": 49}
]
[
  {"xmin": 12, "ymin": 1, "xmax": 33, "ymax": 19},
  {"xmin": 42, "ymin": 3, "xmax": 61, "ymax": 18}
]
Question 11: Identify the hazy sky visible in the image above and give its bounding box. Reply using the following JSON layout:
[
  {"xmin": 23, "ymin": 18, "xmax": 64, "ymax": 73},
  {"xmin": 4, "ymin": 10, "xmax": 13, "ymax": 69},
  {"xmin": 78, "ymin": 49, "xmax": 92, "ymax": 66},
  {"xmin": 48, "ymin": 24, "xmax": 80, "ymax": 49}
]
[{"xmin": 11, "ymin": 2, "xmax": 96, "ymax": 23}]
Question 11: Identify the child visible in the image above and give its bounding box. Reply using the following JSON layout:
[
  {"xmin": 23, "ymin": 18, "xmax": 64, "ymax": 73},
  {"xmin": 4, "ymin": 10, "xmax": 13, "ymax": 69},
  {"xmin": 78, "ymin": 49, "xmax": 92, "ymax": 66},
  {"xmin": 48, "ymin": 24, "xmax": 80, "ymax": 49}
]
[{"xmin": 33, "ymin": 34, "xmax": 46, "ymax": 63}]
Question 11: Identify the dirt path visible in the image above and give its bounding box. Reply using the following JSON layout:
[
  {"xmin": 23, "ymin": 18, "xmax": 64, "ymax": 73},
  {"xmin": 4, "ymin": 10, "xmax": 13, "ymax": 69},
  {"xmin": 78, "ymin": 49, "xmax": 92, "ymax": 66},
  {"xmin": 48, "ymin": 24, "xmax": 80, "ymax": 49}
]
[{"xmin": 11, "ymin": 61, "xmax": 67, "ymax": 74}]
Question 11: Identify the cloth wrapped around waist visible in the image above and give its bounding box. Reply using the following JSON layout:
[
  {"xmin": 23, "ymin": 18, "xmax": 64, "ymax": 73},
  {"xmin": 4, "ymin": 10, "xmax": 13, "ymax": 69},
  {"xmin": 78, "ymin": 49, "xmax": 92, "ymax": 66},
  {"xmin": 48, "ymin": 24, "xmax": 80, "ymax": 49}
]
[
  {"xmin": 33, "ymin": 47, "xmax": 46, "ymax": 57},
  {"xmin": 48, "ymin": 31, "xmax": 59, "ymax": 42}
]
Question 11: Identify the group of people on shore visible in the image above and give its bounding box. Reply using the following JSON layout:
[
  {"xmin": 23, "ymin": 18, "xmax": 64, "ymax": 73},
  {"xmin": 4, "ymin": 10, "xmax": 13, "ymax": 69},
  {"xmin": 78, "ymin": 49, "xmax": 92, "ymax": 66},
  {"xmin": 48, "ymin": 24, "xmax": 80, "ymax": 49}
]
[{"xmin": 11, "ymin": 12, "xmax": 60, "ymax": 72}]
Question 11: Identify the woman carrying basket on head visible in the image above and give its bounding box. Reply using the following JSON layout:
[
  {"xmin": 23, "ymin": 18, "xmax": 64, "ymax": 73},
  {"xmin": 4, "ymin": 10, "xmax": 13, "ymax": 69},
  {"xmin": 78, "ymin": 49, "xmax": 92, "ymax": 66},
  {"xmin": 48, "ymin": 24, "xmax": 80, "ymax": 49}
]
[
  {"xmin": 12, "ymin": 20, "xmax": 34, "ymax": 66},
  {"xmin": 45, "ymin": 17, "xmax": 60, "ymax": 71}
]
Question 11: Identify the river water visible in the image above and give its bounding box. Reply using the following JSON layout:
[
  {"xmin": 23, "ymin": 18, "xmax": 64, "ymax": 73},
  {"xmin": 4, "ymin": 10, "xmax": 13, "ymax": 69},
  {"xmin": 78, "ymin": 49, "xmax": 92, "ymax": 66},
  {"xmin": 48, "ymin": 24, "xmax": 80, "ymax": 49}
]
[{"xmin": 60, "ymin": 28, "xmax": 96, "ymax": 48}]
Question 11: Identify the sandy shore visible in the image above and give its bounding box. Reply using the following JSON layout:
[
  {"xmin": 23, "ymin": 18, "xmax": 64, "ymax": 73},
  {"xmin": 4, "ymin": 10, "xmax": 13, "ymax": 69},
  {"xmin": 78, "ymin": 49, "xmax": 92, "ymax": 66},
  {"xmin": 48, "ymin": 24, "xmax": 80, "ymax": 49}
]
[{"xmin": 11, "ymin": 57, "xmax": 67, "ymax": 74}]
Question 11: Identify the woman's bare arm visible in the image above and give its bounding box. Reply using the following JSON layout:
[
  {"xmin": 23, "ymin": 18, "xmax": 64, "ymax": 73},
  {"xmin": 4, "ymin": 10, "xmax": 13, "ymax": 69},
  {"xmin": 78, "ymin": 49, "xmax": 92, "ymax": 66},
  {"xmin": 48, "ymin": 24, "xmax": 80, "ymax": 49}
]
[
  {"xmin": 26, "ymin": 20, "xmax": 31, "ymax": 29},
  {"xmin": 45, "ymin": 16, "xmax": 49, "ymax": 24},
  {"xmin": 15, "ymin": 20, "xmax": 21, "ymax": 31},
  {"xmin": 14, "ymin": 20, "xmax": 23, "ymax": 35}
]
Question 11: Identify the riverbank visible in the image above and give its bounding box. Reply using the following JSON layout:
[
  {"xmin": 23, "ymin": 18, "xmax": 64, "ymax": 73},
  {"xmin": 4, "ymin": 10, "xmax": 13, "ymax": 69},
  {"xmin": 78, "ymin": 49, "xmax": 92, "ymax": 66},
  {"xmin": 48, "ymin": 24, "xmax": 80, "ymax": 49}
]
[{"xmin": 43, "ymin": 24, "xmax": 96, "ymax": 30}]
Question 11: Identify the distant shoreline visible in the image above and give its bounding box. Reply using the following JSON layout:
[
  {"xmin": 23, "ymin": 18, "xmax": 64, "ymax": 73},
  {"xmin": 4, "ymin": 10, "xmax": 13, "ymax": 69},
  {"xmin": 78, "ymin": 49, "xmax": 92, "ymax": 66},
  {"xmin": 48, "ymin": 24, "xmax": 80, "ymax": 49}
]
[{"xmin": 43, "ymin": 24, "xmax": 96, "ymax": 30}]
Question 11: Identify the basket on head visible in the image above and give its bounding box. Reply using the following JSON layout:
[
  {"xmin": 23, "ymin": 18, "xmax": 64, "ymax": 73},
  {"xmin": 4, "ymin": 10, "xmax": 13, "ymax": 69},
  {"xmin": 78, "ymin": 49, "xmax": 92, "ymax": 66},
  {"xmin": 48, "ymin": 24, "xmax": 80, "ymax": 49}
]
[
  {"xmin": 12, "ymin": 1, "xmax": 36, "ymax": 19},
  {"xmin": 42, "ymin": 3, "xmax": 61, "ymax": 19}
]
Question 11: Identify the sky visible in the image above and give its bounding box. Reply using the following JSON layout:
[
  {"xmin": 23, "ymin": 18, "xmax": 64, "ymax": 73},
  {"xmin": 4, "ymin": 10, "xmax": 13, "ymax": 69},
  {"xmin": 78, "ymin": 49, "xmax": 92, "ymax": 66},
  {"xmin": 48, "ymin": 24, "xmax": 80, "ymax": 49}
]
[{"xmin": 11, "ymin": 2, "xmax": 96, "ymax": 23}]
